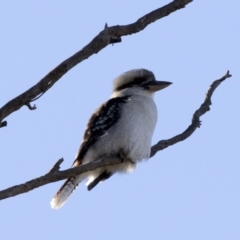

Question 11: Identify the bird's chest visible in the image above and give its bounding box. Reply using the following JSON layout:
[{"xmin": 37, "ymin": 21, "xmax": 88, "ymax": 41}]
[
  {"xmin": 104, "ymin": 96, "xmax": 157, "ymax": 161},
  {"xmin": 121, "ymin": 97, "xmax": 157, "ymax": 137}
]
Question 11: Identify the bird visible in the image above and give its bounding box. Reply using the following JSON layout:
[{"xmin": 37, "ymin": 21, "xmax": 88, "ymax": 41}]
[{"xmin": 50, "ymin": 68, "xmax": 172, "ymax": 209}]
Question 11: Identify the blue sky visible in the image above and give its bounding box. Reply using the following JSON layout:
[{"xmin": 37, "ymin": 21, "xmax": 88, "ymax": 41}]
[{"xmin": 0, "ymin": 1, "xmax": 239, "ymax": 240}]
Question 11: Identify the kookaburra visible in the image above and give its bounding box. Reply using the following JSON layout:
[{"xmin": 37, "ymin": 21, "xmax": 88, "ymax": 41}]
[{"xmin": 50, "ymin": 68, "xmax": 172, "ymax": 209}]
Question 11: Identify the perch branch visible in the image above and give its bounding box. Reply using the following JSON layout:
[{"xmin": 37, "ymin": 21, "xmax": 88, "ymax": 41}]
[
  {"xmin": 0, "ymin": 0, "xmax": 192, "ymax": 127},
  {"xmin": 0, "ymin": 71, "xmax": 231, "ymax": 200},
  {"xmin": 150, "ymin": 71, "xmax": 232, "ymax": 157}
]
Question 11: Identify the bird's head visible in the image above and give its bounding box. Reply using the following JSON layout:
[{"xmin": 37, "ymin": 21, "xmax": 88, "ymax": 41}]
[{"xmin": 113, "ymin": 69, "xmax": 172, "ymax": 95}]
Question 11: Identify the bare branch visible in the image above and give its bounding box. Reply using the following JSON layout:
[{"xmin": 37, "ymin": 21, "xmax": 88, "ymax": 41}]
[
  {"xmin": 150, "ymin": 71, "xmax": 232, "ymax": 157},
  {"xmin": 0, "ymin": 71, "xmax": 231, "ymax": 201},
  {"xmin": 25, "ymin": 103, "xmax": 37, "ymax": 110},
  {"xmin": 0, "ymin": 0, "xmax": 193, "ymax": 127}
]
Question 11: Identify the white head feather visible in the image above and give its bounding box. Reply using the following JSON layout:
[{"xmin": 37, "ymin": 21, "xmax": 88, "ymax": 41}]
[{"xmin": 113, "ymin": 69, "xmax": 156, "ymax": 91}]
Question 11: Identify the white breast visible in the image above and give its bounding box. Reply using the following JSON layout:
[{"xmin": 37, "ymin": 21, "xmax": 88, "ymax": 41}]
[
  {"xmin": 113, "ymin": 94, "xmax": 157, "ymax": 161},
  {"xmin": 86, "ymin": 94, "xmax": 157, "ymax": 161}
]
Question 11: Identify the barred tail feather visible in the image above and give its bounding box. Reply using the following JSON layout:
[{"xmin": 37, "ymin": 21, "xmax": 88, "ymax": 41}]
[{"xmin": 50, "ymin": 174, "xmax": 85, "ymax": 209}]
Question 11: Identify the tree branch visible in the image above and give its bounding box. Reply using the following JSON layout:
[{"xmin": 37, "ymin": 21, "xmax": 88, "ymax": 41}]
[
  {"xmin": 150, "ymin": 71, "xmax": 232, "ymax": 157},
  {"xmin": 0, "ymin": 0, "xmax": 192, "ymax": 127},
  {"xmin": 0, "ymin": 71, "xmax": 231, "ymax": 200}
]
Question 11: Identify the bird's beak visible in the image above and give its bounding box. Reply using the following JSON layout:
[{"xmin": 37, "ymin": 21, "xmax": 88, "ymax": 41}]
[{"xmin": 145, "ymin": 81, "xmax": 172, "ymax": 92}]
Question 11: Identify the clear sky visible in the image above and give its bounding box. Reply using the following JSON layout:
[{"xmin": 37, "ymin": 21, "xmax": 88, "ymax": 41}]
[{"xmin": 0, "ymin": 1, "xmax": 239, "ymax": 240}]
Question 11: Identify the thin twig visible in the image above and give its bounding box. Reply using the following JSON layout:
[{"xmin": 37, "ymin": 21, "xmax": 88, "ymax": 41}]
[
  {"xmin": 25, "ymin": 103, "xmax": 37, "ymax": 110},
  {"xmin": 48, "ymin": 158, "xmax": 64, "ymax": 174},
  {"xmin": 150, "ymin": 71, "xmax": 232, "ymax": 157},
  {"xmin": 0, "ymin": 121, "xmax": 7, "ymax": 128}
]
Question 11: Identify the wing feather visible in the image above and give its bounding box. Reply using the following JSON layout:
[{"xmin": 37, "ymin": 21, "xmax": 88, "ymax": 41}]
[{"xmin": 73, "ymin": 96, "xmax": 131, "ymax": 165}]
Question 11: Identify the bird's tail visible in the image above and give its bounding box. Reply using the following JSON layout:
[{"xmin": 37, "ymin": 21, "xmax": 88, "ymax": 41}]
[{"xmin": 50, "ymin": 174, "xmax": 86, "ymax": 209}]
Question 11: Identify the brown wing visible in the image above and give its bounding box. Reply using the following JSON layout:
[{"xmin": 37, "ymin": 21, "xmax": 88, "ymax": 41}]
[{"xmin": 73, "ymin": 96, "xmax": 131, "ymax": 166}]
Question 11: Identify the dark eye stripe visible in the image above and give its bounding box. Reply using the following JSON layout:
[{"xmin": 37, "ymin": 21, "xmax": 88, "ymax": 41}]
[{"xmin": 116, "ymin": 77, "xmax": 147, "ymax": 91}]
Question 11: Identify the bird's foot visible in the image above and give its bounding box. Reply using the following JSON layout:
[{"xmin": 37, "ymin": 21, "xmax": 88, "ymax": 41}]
[{"xmin": 118, "ymin": 148, "xmax": 135, "ymax": 164}]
